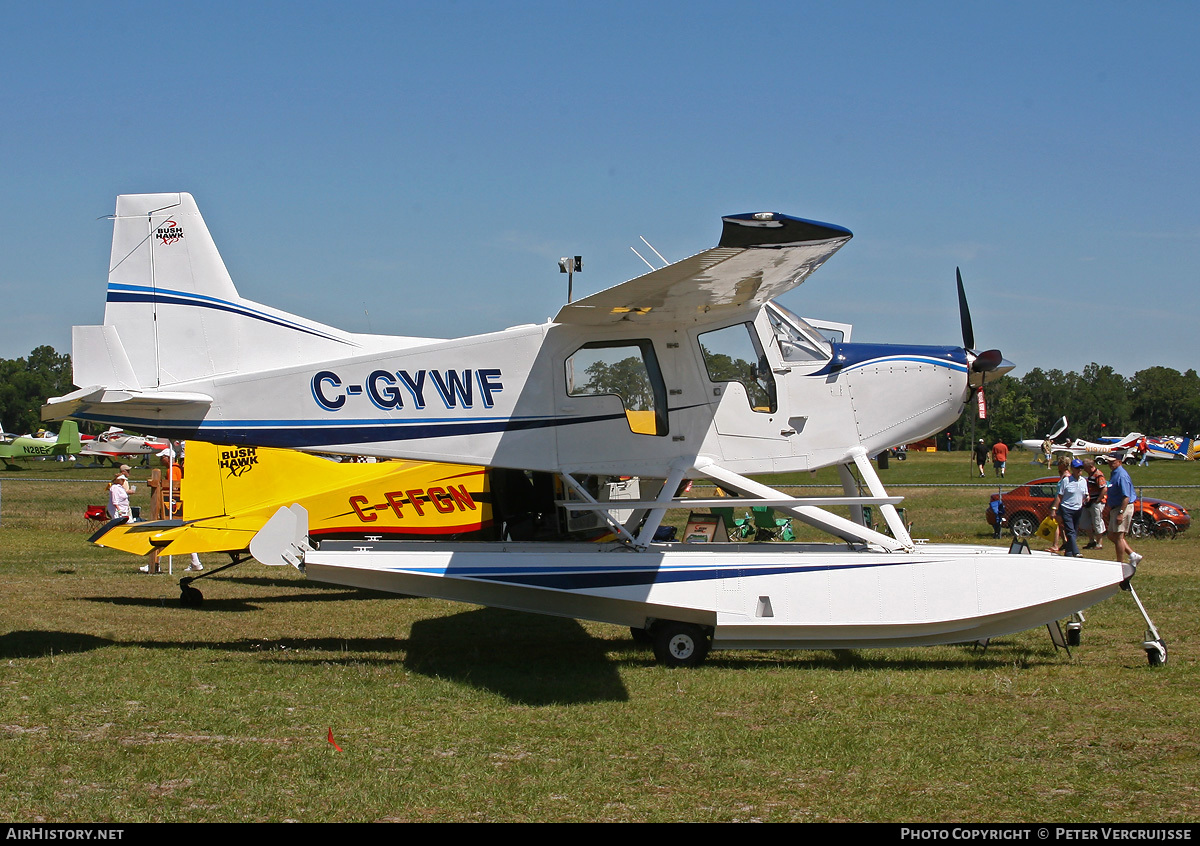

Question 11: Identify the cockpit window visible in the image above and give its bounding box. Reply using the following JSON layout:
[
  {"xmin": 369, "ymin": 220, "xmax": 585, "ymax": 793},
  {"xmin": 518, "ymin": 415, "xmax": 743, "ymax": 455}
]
[
  {"xmin": 698, "ymin": 323, "xmax": 777, "ymax": 413},
  {"xmin": 566, "ymin": 340, "xmax": 668, "ymax": 436},
  {"xmin": 766, "ymin": 304, "xmax": 832, "ymax": 362}
]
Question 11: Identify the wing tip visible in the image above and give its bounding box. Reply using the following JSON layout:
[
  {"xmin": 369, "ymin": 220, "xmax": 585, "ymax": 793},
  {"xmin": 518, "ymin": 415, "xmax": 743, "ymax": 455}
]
[{"xmin": 719, "ymin": 212, "xmax": 852, "ymax": 248}]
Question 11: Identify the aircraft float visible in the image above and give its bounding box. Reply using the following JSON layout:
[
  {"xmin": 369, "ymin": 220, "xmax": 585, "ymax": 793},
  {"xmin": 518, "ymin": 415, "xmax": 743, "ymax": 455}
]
[
  {"xmin": 44, "ymin": 193, "xmax": 1165, "ymax": 666},
  {"xmin": 0, "ymin": 421, "xmax": 80, "ymax": 466}
]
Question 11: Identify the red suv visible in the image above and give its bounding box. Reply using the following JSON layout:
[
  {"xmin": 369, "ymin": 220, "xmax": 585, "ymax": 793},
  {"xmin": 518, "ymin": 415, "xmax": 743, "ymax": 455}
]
[{"xmin": 986, "ymin": 476, "xmax": 1191, "ymax": 539}]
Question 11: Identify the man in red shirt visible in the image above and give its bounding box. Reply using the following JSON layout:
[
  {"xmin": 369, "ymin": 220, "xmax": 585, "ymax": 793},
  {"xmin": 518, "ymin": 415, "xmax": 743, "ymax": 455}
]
[{"xmin": 991, "ymin": 440, "xmax": 1009, "ymax": 478}]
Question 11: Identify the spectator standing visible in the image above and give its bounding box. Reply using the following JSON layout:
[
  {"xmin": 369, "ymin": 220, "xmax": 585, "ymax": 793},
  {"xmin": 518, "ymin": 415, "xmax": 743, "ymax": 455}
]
[
  {"xmin": 1047, "ymin": 456, "xmax": 1072, "ymax": 553},
  {"xmin": 1100, "ymin": 453, "xmax": 1142, "ymax": 571},
  {"xmin": 1052, "ymin": 459, "xmax": 1088, "ymax": 557},
  {"xmin": 973, "ymin": 439, "xmax": 988, "ymax": 477},
  {"xmin": 991, "ymin": 440, "xmax": 1008, "ymax": 478},
  {"xmin": 1080, "ymin": 458, "xmax": 1106, "ymax": 550}
]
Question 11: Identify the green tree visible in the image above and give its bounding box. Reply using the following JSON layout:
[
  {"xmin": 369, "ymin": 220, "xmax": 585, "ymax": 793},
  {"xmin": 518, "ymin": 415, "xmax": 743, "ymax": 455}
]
[
  {"xmin": 1131, "ymin": 366, "xmax": 1200, "ymax": 435},
  {"xmin": 0, "ymin": 346, "xmax": 74, "ymax": 435}
]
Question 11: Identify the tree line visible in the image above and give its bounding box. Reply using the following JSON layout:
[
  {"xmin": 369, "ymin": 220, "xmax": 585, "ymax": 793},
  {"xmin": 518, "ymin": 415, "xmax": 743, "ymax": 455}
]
[
  {"xmin": 0, "ymin": 346, "xmax": 73, "ymax": 435},
  {"xmin": 949, "ymin": 364, "xmax": 1200, "ymax": 450}
]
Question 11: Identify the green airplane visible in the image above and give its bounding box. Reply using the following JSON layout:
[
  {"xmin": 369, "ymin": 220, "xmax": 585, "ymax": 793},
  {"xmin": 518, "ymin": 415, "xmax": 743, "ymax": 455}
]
[{"xmin": 0, "ymin": 420, "xmax": 81, "ymax": 466}]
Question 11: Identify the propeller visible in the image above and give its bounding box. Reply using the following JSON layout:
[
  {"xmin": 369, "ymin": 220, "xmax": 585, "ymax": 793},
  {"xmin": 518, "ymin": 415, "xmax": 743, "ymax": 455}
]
[
  {"xmin": 956, "ymin": 267, "xmax": 1011, "ymax": 380},
  {"xmin": 956, "ymin": 267, "xmax": 975, "ymax": 352}
]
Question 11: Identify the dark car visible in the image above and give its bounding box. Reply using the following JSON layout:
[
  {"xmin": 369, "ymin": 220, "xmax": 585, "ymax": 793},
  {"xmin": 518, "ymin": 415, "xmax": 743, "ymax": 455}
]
[{"xmin": 986, "ymin": 476, "xmax": 1191, "ymax": 539}]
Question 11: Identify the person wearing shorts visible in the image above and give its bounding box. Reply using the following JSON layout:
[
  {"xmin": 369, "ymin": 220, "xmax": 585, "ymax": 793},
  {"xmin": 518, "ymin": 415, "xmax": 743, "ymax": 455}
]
[
  {"xmin": 1079, "ymin": 457, "xmax": 1106, "ymax": 550},
  {"xmin": 1100, "ymin": 453, "xmax": 1141, "ymax": 570},
  {"xmin": 991, "ymin": 440, "xmax": 1008, "ymax": 478}
]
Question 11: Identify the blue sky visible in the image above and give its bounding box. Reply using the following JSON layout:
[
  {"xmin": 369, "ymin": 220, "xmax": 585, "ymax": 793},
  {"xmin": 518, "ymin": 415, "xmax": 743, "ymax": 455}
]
[{"xmin": 1, "ymin": 1, "xmax": 1196, "ymax": 378}]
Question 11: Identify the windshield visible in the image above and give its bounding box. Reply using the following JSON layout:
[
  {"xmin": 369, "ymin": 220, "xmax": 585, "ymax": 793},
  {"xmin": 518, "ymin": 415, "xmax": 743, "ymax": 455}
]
[{"xmin": 765, "ymin": 303, "xmax": 832, "ymax": 362}]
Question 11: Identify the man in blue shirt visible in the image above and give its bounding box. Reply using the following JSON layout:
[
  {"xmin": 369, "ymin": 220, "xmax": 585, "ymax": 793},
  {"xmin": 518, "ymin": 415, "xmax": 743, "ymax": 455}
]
[
  {"xmin": 1052, "ymin": 459, "xmax": 1089, "ymax": 556},
  {"xmin": 1100, "ymin": 453, "xmax": 1142, "ymax": 571}
]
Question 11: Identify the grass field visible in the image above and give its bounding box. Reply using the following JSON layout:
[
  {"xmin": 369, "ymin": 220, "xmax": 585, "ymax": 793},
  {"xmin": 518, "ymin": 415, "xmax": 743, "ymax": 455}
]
[{"xmin": 1, "ymin": 453, "xmax": 1197, "ymax": 822}]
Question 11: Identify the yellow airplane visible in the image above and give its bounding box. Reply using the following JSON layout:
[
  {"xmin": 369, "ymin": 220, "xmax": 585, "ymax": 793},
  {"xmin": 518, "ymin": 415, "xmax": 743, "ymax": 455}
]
[{"xmin": 91, "ymin": 441, "xmax": 492, "ymax": 602}]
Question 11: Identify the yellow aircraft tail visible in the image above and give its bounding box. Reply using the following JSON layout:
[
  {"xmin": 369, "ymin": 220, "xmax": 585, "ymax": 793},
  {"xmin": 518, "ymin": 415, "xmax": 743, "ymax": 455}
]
[{"xmin": 91, "ymin": 442, "xmax": 492, "ymax": 558}]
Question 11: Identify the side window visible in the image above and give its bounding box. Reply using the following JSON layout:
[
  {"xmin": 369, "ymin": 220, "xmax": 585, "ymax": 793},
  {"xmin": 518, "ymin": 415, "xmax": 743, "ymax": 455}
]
[
  {"xmin": 698, "ymin": 323, "xmax": 777, "ymax": 413},
  {"xmin": 566, "ymin": 340, "xmax": 668, "ymax": 436}
]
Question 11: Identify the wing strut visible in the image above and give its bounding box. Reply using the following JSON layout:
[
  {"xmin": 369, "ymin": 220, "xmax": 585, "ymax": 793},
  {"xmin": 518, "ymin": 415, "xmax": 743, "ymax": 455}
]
[{"xmin": 697, "ymin": 459, "xmax": 912, "ymax": 552}]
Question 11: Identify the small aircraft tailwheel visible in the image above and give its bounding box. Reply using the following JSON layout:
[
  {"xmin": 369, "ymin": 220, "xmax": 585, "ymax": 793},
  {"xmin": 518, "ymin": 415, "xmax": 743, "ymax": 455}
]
[
  {"xmin": 1143, "ymin": 639, "xmax": 1167, "ymax": 667},
  {"xmin": 180, "ymin": 585, "xmax": 204, "ymax": 608},
  {"xmin": 1066, "ymin": 621, "xmax": 1082, "ymax": 647},
  {"xmin": 651, "ymin": 621, "xmax": 711, "ymax": 668}
]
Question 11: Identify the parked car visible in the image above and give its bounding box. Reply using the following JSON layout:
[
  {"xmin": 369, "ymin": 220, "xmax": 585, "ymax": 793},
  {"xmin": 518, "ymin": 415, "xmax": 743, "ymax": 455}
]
[{"xmin": 985, "ymin": 476, "xmax": 1191, "ymax": 539}]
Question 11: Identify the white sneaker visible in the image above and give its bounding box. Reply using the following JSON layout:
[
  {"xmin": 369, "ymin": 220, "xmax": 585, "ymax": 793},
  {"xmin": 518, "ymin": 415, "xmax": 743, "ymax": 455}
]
[
  {"xmin": 1128, "ymin": 552, "xmax": 1143, "ymax": 569},
  {"xmin": 186, "ymin": 563, "xmax": 204, "ymax": 572},
  {"xmin": 138, "ymin": 564, "xmax": 150, "ymax": 573}
]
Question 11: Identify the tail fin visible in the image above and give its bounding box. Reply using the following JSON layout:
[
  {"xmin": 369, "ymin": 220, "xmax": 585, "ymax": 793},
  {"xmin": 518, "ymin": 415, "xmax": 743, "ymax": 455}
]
[
  {"xmin": 99, "ymin": 193, "xmax": 365, "ymax": 388},
  {"xmin": 55, "ymin": 421, "xmax": 81, "ymax": 453}
]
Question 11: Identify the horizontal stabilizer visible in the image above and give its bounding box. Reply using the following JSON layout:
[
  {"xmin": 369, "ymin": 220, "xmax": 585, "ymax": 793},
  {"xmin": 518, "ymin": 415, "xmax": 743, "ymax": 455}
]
[
  {"xmin": 251, "ymin": 505, "xmax": 312, "ymax": 568},
  {"xmin": 42, "ymin": 385, "xmax": 213, "ymax": 424},
  {"xmin": 72, "ymin": 325, "xmax": 142, "ymax": 391},
  {"xmin": 555, "ymin": 213, "xmax": 851, "ymax": 327}
]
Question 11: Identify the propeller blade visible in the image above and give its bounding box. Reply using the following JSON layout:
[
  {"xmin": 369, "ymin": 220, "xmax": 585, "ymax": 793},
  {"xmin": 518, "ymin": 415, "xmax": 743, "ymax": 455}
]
[{"xmin": 956, "ymin": 267, "xmax": 975, "ymax": 351}]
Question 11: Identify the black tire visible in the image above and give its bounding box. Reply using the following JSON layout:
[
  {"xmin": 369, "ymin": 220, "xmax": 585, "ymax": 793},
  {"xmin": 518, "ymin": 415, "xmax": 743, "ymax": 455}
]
[
  {"xmin": 1009, "ymin": 512, "xmax": 1037, "ymax": 538},
  {"xmin": 651, "ymin": 622, "xmax": 711, "ymax": 668},
  {"xmin": 1129, "ymin": 513, "xmax": 1155, "ymax": 540},
  {"xmin": 1147, "ymin": 641, "xmax": 1167, "ymax": 666},
  {"xmin": 1066, "ymin": 625, "xmax": 1082, "ymax": 647},
  {"xmin": 180, "ymin": 585, "xmax": 203, "ymax": 608},
  {"xmin": 1154, "ymin": 520, "xmax": 1178, "ymax": 540}
]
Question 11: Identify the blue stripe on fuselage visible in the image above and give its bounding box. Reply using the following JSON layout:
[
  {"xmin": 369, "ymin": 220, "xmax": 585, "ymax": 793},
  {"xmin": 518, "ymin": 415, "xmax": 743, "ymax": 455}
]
[
  {"xmin": 67, "ymin": 410, "xmax": 629, "ymax": 448},
  {"xmin": 811, "ymin": 343, "xmax": 969, "ymax": 377}
]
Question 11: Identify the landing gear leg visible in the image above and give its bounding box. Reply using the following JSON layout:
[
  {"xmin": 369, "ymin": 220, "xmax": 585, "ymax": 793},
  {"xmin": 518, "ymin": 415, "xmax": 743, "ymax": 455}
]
[{"xmin": 1126, "ymin": 583, "xmax": 1167, "ymax": 666}]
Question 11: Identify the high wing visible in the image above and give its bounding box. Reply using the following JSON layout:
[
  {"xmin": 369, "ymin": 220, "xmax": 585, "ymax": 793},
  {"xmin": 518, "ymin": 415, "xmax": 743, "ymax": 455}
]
[{"xmin": 554, "ymin": 213, "xmax": 852, "ymax": 327}]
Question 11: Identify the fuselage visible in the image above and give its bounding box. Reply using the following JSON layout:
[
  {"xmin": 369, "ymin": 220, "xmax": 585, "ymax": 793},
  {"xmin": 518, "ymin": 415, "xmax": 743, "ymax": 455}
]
[{"xmin": 63, "ymin": 303, "xmax": 974, "ymax": 477}]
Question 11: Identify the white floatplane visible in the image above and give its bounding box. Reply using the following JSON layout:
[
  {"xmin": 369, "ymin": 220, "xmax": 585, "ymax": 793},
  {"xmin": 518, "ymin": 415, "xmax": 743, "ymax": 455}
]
[{"xmin": 45, "ymin": 193, "xmax": 1158, "ymax": 666}]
